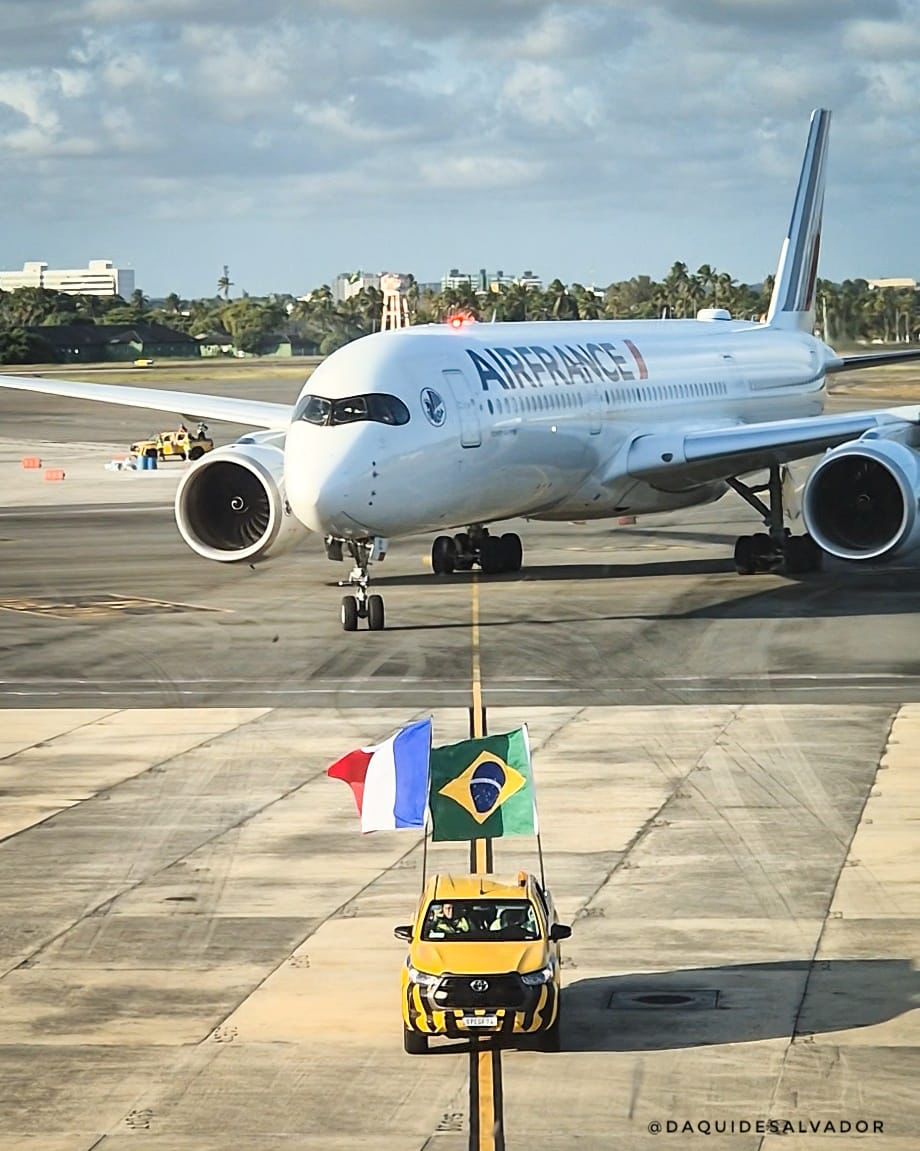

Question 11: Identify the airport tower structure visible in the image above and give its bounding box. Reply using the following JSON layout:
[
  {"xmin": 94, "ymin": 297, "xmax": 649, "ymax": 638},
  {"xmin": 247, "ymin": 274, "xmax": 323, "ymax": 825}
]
[{"xmin": 380, "ymin": 273, "xmax": 411, "ymax": 331}]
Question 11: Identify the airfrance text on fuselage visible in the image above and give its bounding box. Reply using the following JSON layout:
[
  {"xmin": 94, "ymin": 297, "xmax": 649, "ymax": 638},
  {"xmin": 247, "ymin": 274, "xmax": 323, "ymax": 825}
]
[{"xmin": 465, "ymin": 340, "xmax": 649, "ymax": 391}]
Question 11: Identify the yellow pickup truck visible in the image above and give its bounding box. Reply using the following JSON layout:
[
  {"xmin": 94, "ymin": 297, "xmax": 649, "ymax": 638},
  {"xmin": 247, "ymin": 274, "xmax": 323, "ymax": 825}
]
[
  {"xmin": 395, "ymin": 872, "xmax": 571, "ymax": 1053},
  {"xmin": 130, "ymin": 427, "xmax": 214, "ymax": 462}
]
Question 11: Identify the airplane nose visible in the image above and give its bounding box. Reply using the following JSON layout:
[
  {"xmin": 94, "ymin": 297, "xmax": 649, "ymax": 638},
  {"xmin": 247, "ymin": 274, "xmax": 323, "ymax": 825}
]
[{"xmin": 284, "ymin": 423, "xmax": 374, "ymax": 536}]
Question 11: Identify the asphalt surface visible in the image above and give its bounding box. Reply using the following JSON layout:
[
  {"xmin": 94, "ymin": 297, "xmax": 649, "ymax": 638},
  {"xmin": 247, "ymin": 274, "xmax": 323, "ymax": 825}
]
[
  {"xmin": 3, "ymin": 362, "xmax": 919, "ymax": 710},
  {"xmin": 0, "ymin": 364, "xmax": 917, "ymax": 1149}
]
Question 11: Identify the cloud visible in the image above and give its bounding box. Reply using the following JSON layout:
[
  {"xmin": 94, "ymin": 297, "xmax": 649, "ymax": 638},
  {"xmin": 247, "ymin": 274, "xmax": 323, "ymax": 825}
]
[
  {"xmin": 419, "ymin": 154, "xmax": 544, "ymax": 190},
  {"xmin": 0, "ymin": 0, "xmax": 917, "ymax": 293}
]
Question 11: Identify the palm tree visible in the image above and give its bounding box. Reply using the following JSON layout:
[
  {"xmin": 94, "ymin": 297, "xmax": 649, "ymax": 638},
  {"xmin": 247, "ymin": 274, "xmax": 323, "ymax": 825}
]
[
  {"xmin": 217, "ymin": 266, "xmax": 234, "ymax": 301},
  {"xmin": 546, "ymin": 279, "xmax": 579, "ymax": 320}
]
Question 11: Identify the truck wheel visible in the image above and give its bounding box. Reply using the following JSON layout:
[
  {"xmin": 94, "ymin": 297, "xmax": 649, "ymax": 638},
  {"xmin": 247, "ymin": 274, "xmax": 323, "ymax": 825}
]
[
  {"xmin": 189, "ymin": 447, "xmax": 204, "ymax": 460},
  {"xmin": 535, "ymin": 1013, "xmax": 560, "ymax": 1052},
  {"xmin": 403, "ymin": 1027, "xmax": 428, "ymax": 1055}
]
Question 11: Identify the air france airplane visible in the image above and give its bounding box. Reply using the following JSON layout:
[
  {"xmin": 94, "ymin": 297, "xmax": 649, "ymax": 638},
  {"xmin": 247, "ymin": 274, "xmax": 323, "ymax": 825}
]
[{"xmin": 3, "ymin": 109, "xmax": 920, "ymax": 632}]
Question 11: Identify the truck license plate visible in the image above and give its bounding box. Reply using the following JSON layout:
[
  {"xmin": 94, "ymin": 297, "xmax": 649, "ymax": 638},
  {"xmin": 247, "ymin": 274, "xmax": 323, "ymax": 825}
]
[{"xmin": 463, "ymin": 1015, "xmax": 498, "ymax": 1028}]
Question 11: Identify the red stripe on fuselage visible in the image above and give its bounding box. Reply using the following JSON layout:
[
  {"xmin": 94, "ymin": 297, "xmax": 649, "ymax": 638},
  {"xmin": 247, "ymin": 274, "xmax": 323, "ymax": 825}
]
[{"xmin": 623, "ymin": 339, "xmax": 648, "ymax": 380}]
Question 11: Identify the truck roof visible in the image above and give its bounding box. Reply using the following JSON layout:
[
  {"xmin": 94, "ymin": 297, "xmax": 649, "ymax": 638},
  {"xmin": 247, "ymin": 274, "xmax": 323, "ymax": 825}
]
[{"xmin": 424, "ymin": 873, "xmax": 536, "ymax": 901}]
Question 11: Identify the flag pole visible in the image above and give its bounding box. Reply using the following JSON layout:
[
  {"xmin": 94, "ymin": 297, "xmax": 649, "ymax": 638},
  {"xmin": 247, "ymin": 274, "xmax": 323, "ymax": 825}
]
[
  {"xmin": 421, "ymin": 815, "xmax": 430, "ymax": 893},
  {"xmin": 469, "ymin": 697, "xmax": 491, "ymax": 875},
  {"xmin": 536, "ymin": 829, "xmax": 546, "ymax": 891}
]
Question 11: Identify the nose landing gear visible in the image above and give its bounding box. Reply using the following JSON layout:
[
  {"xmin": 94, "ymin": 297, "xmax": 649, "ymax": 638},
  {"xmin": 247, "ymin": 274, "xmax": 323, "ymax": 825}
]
[
  {"xmin": 336, "ymin": 538, "xmax": 387, "ymax": 631},
  {"xmin": 431, "ymin": 525, "xmax": 523, "ymax": 575}
]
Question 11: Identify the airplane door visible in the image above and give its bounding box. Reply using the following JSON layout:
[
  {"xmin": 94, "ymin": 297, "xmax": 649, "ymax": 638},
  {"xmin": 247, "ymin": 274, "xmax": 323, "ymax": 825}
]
[
  {"xmin": 587, "ymin": 387, "xmax": 601, "ymax": 434},
  {"xmin": 442, "ymin": 369, "xmax": 482, "ymax": 448}
]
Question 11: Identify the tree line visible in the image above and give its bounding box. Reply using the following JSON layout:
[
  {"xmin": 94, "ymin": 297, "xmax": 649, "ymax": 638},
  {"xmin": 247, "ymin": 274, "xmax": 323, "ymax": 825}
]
[{"xmin": 0, "ymin": 263, "xmax": 917, "ymax": 364}]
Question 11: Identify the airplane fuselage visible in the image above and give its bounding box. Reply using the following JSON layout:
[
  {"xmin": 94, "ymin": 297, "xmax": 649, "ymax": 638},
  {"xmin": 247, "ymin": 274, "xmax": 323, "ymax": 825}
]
[{"xmin": 285, "ymin": 317, "xmax": 829, "ymax": 540}]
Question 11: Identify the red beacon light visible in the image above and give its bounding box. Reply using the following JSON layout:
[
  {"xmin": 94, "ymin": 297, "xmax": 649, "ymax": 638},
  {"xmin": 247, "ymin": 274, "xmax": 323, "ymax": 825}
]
[{"xmin": 446, "ymin": 312, "xmax": 475, "ymax": 329}]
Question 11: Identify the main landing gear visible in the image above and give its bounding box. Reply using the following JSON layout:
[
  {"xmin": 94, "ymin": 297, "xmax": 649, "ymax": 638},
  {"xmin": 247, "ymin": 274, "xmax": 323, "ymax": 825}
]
[
  {"xmin": 431, "ymin": 526, "xmax": 523, "ymax": 576},
  {"xmin": 331, "ymin": 537, "xmax": 387, "ymax": 632},
  {"xmin": 728, "ymin": 466, "xmax": 823, "ymax": 575}
]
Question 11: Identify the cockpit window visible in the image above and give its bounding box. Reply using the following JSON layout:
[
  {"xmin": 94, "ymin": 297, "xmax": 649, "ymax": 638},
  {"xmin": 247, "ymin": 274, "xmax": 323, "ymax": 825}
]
[
  {"xmin": 294, "ymin": 393, "xmax": 410, "ymax": 427},
  {"xmin": 294, "ymin": 394, "xmax": 332, "ymax": 425}
]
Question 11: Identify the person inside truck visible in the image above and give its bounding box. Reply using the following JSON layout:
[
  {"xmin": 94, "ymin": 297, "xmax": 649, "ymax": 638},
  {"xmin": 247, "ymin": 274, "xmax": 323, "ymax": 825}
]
[
  {"xmin": 426, "ymin": 902, "xmax": 470, "ymax": 936},
  {"xmin": 492, "ymin": 904, "xmax": 539, "ymax": 941}
]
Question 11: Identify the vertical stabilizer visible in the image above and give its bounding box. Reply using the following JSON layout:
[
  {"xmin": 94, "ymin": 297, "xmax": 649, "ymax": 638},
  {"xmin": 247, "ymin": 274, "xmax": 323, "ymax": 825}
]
[{"xmin": 766, "ymin": 108, "xmax": 830, "ymax": 332}]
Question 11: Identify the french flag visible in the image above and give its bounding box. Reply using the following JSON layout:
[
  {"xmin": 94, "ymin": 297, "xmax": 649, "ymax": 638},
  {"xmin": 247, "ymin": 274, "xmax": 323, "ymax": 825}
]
[{"xmin": 326, "ymin": 718, "xmax": 431, "ymax": 833}]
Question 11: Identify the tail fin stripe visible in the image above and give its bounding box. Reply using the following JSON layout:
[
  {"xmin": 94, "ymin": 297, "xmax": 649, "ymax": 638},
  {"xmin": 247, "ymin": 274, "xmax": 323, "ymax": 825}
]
[
  {"xmin": 767, "ymin": 108, "xmax": 831, "ymax": 332},
  {"xmin": 778, "ymin": 110, "xmax": 829, "ymax": 315}
]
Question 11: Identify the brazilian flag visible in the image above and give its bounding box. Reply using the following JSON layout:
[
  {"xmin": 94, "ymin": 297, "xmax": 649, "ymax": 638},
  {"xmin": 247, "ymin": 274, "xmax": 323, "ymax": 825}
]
[{"xmin": 429, "ymin": 727, "xmax": 537, "ymax": 842}]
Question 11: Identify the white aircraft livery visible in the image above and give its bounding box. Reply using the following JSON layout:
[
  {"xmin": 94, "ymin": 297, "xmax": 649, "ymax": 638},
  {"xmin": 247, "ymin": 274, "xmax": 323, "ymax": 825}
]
[{"xmin": 3, "ymin": 109, "xmax": 920, "ymax": 632}]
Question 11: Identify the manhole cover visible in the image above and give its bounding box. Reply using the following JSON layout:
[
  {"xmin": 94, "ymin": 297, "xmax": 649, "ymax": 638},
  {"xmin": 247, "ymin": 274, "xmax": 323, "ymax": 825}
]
[
  {"xmin": 608, "ymin": 988, "xmax": 720, "ymax": 1010},
  {"xmin": 637, "ymin": 993, "xmax": 694, "ymax": 1006}
]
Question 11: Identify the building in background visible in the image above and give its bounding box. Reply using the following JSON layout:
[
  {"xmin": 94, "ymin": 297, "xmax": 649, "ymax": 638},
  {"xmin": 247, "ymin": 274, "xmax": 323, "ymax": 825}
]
[
  {"xmin": 867, "ymin": 278, "xmax": 918, "ymax": 291},
  {"xmin": 440, "ymin": 268, "xmax": 543, "ymax": 293},
  {"xmin": 333, "ymin": 271, "xmax": 382, "ymax": 302},
  {"xmin": 24, "ymin": 323, "xmax": 197, "ymax": 363},
  {"xmin": 441, "ymin": 268, "xmax": 475, "ymax": 292},
  {"xmin": 0, "ymin": 260, "xmax": 135, "ymax": 298}
]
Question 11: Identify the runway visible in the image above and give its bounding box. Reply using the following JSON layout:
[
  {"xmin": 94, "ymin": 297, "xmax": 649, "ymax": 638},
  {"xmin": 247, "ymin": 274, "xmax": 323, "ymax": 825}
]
[
  {"xmin": 2, "ymin": 497, "xmax": 920, "ymax": 708},
  {"xmin": 1, "ymin": 371, "xmax": 918, "ymax": 1148}
]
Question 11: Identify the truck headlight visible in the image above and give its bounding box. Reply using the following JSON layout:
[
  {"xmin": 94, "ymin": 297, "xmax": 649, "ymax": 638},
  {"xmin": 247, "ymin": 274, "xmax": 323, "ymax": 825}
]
[
  {"xmin": 407, "ymin": 964, "xmax": 439, "ymax": 989},
  {"xmin": 521, "ymin": 964, "xmax": 554, "ymax": 986}
]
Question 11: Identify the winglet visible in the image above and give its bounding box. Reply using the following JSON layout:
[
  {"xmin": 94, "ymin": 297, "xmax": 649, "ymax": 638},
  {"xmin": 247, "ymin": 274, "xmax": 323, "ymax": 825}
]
[{"xmin": 766, "ymin": 108, "xmax": 831, "ymax": 332}]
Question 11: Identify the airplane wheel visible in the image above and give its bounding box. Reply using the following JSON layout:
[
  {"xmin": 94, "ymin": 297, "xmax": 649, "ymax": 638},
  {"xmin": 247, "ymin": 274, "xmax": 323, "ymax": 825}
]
[
  {"xmin": 734, "ymin": 535, "xmax": 756, "ymax": 575},
  {"xmin": 751, "ymin": 533, "xmax": 774, "ymax": 571},
  {"xmin": 500, "ymin": 532, "xmax": 523, "ymax": 573},
  {"xmin": 341, "ymin": 595, "xmax": 358, "ymax": 631},
  {"xmin": 535, "ymin": 1010, "xmax": 561, "ymax": 1052},
  {"xmin": 785, "ymin": 535, "xmax": 823, "ymax": 574},
  {"xmin": 480, "ymin": 536, "xmax": 504, "ymax": 575},
  {"xmin": 367, "ymin": 594, "xmax": 385, "ymax": 631},
  {"xmin": 432, "ymin": 535, "xmax": 456, "ymax": 575},
  {"xmin": 453, "ymin": 533, "xmax": 473, "ymax": 570},
  {"xmin": 802, "ymin": 534, "xmax": 823, "ymax": 571}
]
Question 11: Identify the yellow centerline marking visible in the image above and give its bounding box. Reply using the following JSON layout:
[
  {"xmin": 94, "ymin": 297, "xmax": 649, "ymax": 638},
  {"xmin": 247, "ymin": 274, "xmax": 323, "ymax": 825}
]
[
  {"xmin": 471, "ymin": 573, "xmax": 483, "ymax": 731},
  {"xmin": 471, "ymin": 574, "xmax": 488, "ymax": 875},
  {"xmin": 477, "ymin": 1046, "xmax": 495, "ymax": 1151}
]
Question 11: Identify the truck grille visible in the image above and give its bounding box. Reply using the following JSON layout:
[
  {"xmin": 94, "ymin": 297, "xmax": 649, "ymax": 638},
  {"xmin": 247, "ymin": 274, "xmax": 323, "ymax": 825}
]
[{"xmin": 436, "ymin": 974, "xmax": 525, "ymax": 1009}]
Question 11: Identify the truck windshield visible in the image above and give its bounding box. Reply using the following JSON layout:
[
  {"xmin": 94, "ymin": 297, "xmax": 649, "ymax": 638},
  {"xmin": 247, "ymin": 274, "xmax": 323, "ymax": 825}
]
[
  {"xmin": 293, "ymin": 393, "xmax": 410, "ymax": 426},
  {"xmin": 421, "ymin": 900, "xmax": 540, "ymax": 942}
]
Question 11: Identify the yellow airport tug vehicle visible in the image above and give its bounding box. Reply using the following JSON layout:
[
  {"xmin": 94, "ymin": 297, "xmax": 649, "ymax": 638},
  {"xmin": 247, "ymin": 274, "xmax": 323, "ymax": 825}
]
[
  {"xmin": 395, "ymin": 872, "xmax": 571, "ymax": 1054},
  {"xmin": 130, "ymin": 423, "xmax": 214, "ymax": 462}
]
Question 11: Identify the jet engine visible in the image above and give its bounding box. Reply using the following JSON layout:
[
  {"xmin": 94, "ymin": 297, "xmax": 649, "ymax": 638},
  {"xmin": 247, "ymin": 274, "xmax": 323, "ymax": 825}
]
[
  {"xmin": 802, "ymin": 436, "xmax": 920, "ymax": 562},
  {"xmin": 175, "ymin": 443, "xmax": 307, "ymax": 562}
]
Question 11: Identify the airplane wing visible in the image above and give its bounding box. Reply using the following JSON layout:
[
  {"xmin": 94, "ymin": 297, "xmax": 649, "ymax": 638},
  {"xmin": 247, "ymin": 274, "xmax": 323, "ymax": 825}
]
[
  {"xmin": 0, "ymin": 374, "xmax": 292, "ymax": 429},
  {"xmin": 625, "ymin": 404, "xmax": 920, "ymax": 486},
  {"xmin": 826, "ymin": 348, "xmax": 920, "ymax": 373}
]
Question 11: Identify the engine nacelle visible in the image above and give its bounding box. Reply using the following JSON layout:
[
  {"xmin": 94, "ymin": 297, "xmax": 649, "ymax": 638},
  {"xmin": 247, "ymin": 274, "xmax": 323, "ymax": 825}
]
[
  {"xmin": 175, "ymin": 443, "xmax": 308, "ymax": 562},
  {"xmin": 802, "ymin": 436, "xmax": 920, "ymax": 562}
]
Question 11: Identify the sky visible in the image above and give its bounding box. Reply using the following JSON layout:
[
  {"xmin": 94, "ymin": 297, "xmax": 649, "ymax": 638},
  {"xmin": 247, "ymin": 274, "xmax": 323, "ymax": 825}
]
[{"xmin": 0, "ymin": 0, "xmax": 918, "ymax": 298}]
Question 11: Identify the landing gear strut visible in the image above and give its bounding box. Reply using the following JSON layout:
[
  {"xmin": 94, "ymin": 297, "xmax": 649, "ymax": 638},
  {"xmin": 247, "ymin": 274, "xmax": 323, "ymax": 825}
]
[
  {"xmin": 431, "ymin": 525, "xmax": 523, "ymax": 576},
  {"xmin": 728, "ymin": 466, "xmax": 822, "ymax": 575},
  {"xmin": 336, "ymin": 538, "xmax": 386, "ymax": 631}
]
